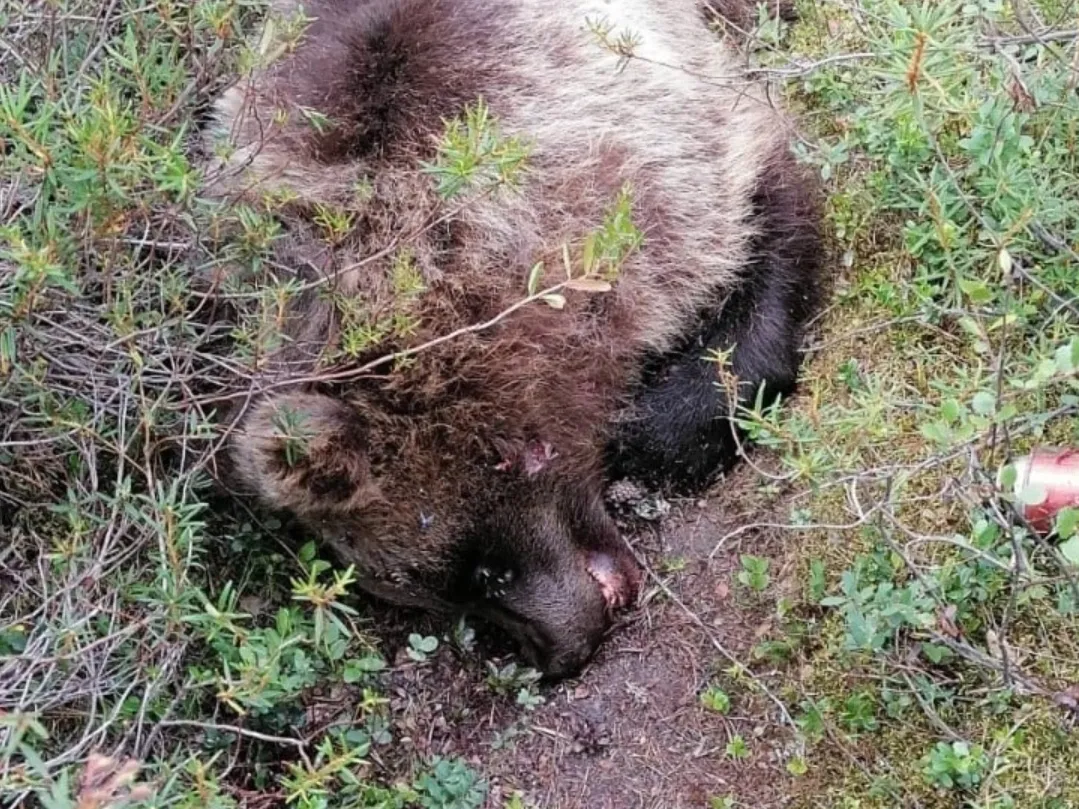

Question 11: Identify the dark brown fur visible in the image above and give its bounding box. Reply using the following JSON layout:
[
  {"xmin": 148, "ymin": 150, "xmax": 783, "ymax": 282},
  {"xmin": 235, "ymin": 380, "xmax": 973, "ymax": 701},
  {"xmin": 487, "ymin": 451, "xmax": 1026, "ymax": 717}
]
[{"xmin": 204, "ymin": 0, "xmax": 823, "ymax": 677}]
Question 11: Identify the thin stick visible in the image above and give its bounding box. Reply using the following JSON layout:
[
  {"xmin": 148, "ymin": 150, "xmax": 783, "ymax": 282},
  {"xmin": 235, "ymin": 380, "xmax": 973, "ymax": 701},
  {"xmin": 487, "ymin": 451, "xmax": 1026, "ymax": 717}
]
[
  {"xmin": 622, "ymin": 538, "xmax": 799, "ymax": 737},
  {"xmin": 157, "ymin": 720, "xmax": 313, "ymax": 770}
]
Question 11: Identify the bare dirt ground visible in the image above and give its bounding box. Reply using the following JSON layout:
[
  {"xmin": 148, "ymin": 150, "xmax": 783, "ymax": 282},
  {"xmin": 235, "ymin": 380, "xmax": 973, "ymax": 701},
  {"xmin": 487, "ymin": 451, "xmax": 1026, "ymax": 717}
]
[{"xmin": 352, "ymin": 463, "xmax": 802, "ymax": 809}]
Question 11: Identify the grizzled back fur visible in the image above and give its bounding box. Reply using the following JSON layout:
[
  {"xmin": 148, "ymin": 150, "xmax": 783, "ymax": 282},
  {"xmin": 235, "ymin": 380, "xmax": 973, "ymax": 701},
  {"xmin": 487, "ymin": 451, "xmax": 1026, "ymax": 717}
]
[{"xmin": 204, "ymin": 0, "xmax": 822, "ymax": 677}]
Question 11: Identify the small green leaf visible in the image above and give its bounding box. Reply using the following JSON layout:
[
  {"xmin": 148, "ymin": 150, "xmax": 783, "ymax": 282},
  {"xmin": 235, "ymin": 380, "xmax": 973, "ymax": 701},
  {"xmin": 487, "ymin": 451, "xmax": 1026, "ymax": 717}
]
[
  {"xmin": 409, "ymin": 634, "xmax": 438, "ymax": 653},
  {"xmin": 725, "ymin": 735, "xmax": 750, "ymax": 759},
  {"xmin": 1056, "ymin": 341, "xmax": 1077, "ymax": 374},
  {"xmin": 700, "ymin": 688, "xmax": 731, "ymax": 714},
  {"xmin": 998, "ymin": 464, "xmax": 1017, "ymax": 492},
  {"xmin": 986, "ymin": 313, "xmax": 1018, "ymax": 332},
  {"xmin": 940, "ymin": 398, "xmax": 962, "ymax": 424},
  {"xmin": 808, "ymin": 559, "xmax": 827, "ymax": 604},
  {"xmin": 1056, "ymin": 507, "xmax": 1079, "ymax": 539},
  {"xmin": 737, "ymin": 555, "xmax": 770, "ymax": 592},
  {"xmin": 787, "ymin": 757, "xmax": 808, "ymax": 776},
  {"xmin": 921, "ymin": 642, "xmax": 953, "ymax": 664},
  {"xmin": 1061, "ymin": 536, "xmax": 1079, "ymax": 567},
  {"xmin": 972, "ymin": 520, "xmax": 999, "ymax": 548},
  {"xmin": 919, "ymin": 421, "xmax": 950, "ymax": 444},
  {"xmin": 0, "ymin": 326, "xmax": 15, "ymax": 372},
  {"xmin": 357, "ymin": 654, "xmax": 387, "ymax": 673},
  {"xmin": 526, "ymin": 262, "xmax": 544, "ymax": 296},
  {"xmin": 541, "ymin": 293, "xmax": 566, "ymax": 309},
  {"xmin": 342, "ymin": 659, "xmax": 365, "ymax": 683},
  {"xmin": 957, "ymin": 316, "xmax": 984, "ymax": 338},
  {"xmin": 1028, "ymin": 357, "xmax": 1058, "ymax": 387},
  {"xmin": 958, "ymin": 277, "xmax": 993, "ymax": 304},
  {"xmin": 971, "ymin": 391, "xmax": 995, "ymax": 416}
]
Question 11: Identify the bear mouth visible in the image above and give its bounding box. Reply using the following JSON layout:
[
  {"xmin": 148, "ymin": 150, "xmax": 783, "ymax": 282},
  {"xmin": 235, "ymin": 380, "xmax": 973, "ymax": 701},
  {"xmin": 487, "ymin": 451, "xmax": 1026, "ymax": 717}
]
[{"xmin": 470, "ymin": 602, "xmax": 600, "ymax": 680}]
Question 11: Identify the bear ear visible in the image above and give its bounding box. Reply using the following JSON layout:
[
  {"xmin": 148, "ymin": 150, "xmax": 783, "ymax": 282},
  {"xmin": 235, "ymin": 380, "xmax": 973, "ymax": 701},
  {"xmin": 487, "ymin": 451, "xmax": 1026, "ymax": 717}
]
[{"xmin": 230, "ymin": 392, "xmax": 372, "ymax": 515}]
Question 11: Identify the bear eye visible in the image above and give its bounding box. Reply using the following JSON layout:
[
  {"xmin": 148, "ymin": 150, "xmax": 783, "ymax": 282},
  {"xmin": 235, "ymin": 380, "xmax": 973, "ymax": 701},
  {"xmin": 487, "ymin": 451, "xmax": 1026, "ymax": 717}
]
[{"xmin": 472, "ymin": 565, "xmax": 515, "ymax": 599}]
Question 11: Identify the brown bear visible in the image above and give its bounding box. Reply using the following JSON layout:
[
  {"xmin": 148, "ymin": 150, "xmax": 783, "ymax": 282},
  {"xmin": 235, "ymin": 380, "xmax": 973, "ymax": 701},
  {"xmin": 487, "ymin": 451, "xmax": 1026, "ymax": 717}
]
[{"xmin": 202, "ymin": 0, "xmax": 822, "ymax": 678}]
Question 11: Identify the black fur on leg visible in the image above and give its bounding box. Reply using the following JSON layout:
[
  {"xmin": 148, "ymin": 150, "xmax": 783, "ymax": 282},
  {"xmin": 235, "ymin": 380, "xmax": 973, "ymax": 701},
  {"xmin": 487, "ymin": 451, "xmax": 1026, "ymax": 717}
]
[{"xmin": 606, "ymin": 152, "xmax": 823, "ymax": 494}]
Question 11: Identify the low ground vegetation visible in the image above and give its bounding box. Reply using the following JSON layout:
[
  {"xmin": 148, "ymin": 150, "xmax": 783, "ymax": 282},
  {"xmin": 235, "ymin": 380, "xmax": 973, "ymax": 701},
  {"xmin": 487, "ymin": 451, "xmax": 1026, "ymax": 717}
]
[{"xmin": 1, "ymin": 1, "xmax": 1077, "ymax": 807}]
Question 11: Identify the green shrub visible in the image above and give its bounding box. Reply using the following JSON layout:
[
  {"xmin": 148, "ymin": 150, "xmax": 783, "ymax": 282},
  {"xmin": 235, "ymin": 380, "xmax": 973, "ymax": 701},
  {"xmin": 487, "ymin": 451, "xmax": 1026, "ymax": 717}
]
[
  {"xmin": 733, "ymin": 1, "xmax": 1079, "ymax": 805},
  {"xmin": 0, "ymin": 2, "xmax": 487, "ymax": 805}
]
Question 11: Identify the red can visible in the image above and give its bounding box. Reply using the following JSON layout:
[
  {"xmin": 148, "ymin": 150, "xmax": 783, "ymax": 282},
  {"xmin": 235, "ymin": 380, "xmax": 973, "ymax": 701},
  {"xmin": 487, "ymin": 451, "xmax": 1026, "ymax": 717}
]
[{"xmin": 998, "ymin": 448, "xmax": 1079, "ymax": 534}]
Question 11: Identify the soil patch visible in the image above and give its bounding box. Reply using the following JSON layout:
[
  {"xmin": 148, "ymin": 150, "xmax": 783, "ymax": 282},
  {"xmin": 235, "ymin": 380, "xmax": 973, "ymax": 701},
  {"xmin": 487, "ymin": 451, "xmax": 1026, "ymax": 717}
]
[{"xmin": 359, "ymin": 464, "xmax": 801, "ymax": 808}]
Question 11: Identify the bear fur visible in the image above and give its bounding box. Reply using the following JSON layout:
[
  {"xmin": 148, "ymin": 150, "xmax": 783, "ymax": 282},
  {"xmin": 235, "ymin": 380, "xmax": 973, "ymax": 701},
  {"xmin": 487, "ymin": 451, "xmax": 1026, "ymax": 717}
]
[{"xmin": 202, "ymin": 0, "xmax": 822, "ymax": 677}]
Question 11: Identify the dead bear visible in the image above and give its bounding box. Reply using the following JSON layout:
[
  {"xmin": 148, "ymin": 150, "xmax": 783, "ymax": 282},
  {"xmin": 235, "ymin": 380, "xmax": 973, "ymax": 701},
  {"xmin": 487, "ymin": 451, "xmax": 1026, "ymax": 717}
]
[{"xmin": 203, "ymin": 0, "xmax": 823, "ymax": 678}]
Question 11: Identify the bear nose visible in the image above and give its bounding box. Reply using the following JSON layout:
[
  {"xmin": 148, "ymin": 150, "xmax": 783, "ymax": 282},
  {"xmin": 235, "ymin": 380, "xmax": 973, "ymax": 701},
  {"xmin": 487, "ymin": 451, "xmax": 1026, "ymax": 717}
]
[
  {"xmin": 538, "ymin": 636, "xmax": 601, "ymax": 680},
  {"xmin": 516, "ymin": 619, "xmax": 604, "ymax": 680}
]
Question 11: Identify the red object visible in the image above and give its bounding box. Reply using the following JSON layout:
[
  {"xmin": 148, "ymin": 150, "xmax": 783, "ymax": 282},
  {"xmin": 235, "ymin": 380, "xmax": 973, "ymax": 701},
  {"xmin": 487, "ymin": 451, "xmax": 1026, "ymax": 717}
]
[{"xmin": 999, "ymin": 449, "xmax": 1079, "ymax": 534}]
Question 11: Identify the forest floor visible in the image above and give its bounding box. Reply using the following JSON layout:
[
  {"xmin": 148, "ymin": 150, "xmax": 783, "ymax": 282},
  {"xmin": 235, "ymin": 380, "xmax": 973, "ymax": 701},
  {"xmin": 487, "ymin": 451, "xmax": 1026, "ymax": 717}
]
[
  {"xmin": 368, "ymin": 468, "xmax": 799, "ymax": 809},
  {"xmin": 3, "ymin": 2, "xmax": 1079, "ymax": 809}
]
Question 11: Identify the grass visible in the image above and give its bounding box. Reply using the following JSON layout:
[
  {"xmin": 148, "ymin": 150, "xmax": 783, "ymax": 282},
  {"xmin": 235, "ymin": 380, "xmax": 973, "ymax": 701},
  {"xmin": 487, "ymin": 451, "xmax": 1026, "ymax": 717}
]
[
  {"xmin": 0, "ymin": 2, "xmax": 492, "ymax": 806},
  {"xmin": 1, "ymin": 0, "xmax": 1078, "ymax": 807},
  {"xmin": 731, "ymin": 1, "xmax": 1079, "ymax": 806}
]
